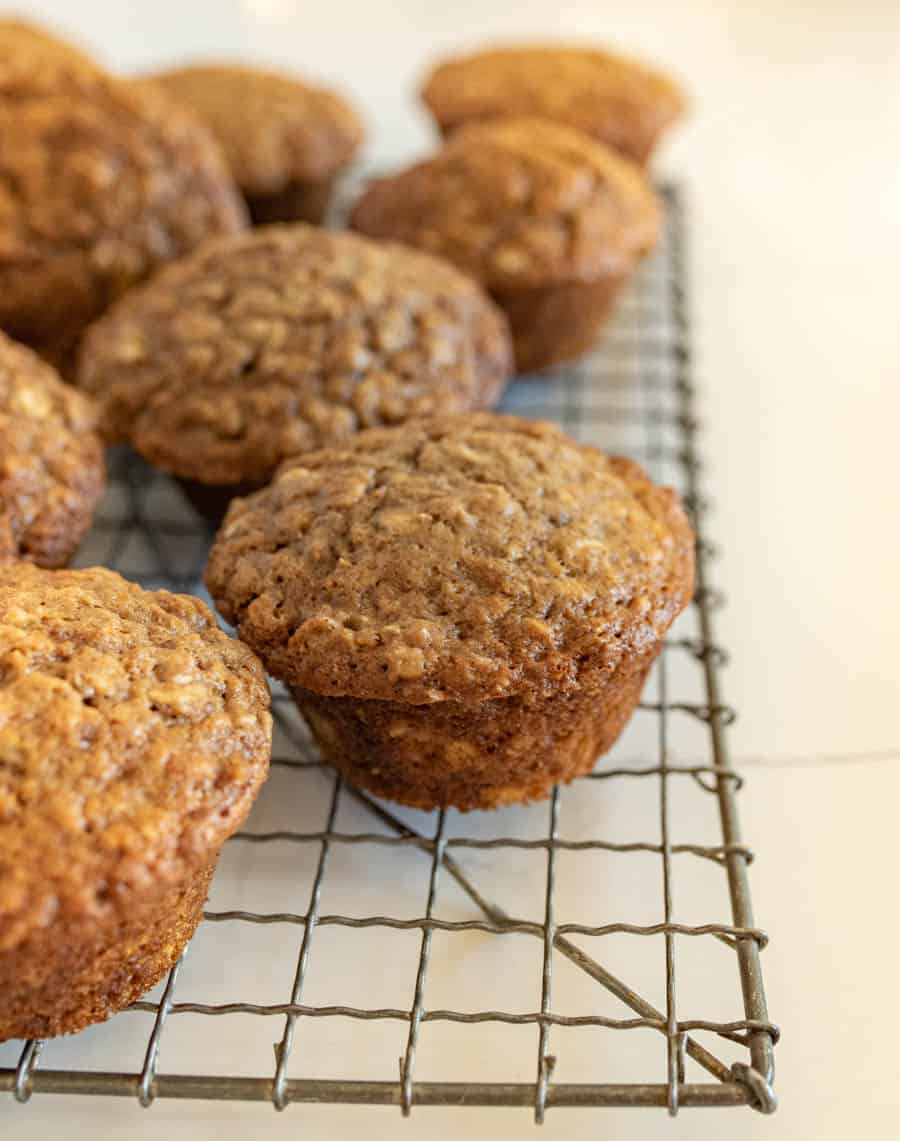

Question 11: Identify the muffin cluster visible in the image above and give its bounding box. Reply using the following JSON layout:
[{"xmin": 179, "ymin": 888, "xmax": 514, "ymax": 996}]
[
  {"xmin": 353, "ymin": 44, "xmax": 684, "ymax": 371},
  {"xmin": 0, "ymin": 17, "xmax": 692, "ymax": 1043}
]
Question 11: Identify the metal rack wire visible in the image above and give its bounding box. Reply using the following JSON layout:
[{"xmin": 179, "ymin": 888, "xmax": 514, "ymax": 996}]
[{"xmin": 0, "ymin": 184, "xmax": 777, "ymax": 1118}]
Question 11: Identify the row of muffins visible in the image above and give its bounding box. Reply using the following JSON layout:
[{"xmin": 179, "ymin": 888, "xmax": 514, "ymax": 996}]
[
  {"xmin": 1, "ymin": 406, "xmax": 695, "ymax": 1042},
  {"xmin": 0, "ymin": 17, "xmax": 681, "ymax": 373},
  {"xmin": 0, "ymin": 20, "xmax": 694, "ymax": 1042}
]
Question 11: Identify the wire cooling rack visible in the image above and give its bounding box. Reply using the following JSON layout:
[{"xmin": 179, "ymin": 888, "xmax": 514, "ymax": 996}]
[{"xmin": 0, "ymin": 184, "xmax": 777, "ymax": 1119}]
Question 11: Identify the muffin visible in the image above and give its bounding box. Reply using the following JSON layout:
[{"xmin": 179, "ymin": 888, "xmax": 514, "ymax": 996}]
[
  {"xmin": 421, "ymin": 43, "xmax": 685, "ymax": 165},
  {"xmin": 77, "ymin": 226, "xmax": 512, "ymax": 523},
  {"xmin": 0, "ymin": 564, "xmax": 271, "ymax": 1040},
  {"xmin": 205, "ymin": 414, "xmax": 694, "ymax": 811},
  {"xmin": 351, "ymin": 117, "xmax": 660, "ymax": 372},
  {"xmin": 138, "ymin": 64, "xmax": 364, "ymax": 225},
  {"xmin": 0, "ymin": 331, "xmax": 105, "ymax": 568},
  {"xmin": 0, "ymin": 17, "xmax": 100, "ymax": 69},
  {"xmin": 0, "ymin": 51, "xmax": 246, "ymax": 371}
]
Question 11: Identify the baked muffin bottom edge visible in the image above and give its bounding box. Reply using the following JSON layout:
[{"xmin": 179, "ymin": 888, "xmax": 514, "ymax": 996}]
[
  {"xmin": 0, "ymin": 861, "xmax": 214, "ymax": 1042},
  {"xmin": 291, "ymin": 643, "xmax": 659, "ymax": 811}
]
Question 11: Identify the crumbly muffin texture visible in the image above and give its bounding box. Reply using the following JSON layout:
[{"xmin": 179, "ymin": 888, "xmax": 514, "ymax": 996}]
[
  {"xmin": 0, "ymin": 564, "xmax": 271, "ymax": 953},
  {"xmin": 421, "ymin": 44, "xmax": 685, "ymax": 164},
  {"xmin": 78, "ymin": 227, "xmax": 512, "ymax": 486},
  {"xmin": 0, "ymin": 51, "xmax": 246, "ymax": 360},
  {"xmin": 0, "ymin": 331, "xmax": 104, "ymax": 567},
  {"xmin": 139, "ymin": 64, "xmax": 363, "ymax": 195},
  {"xmin": 206, "ymin": 414, "xmax": 695, "ymax": 705},
  {"xmin": 351, "ymin": 117, "xmax": 660, "ymax": 293}
]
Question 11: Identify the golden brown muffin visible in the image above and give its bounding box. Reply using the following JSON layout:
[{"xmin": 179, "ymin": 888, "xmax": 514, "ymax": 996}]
[
  {"xmin": 351, "ymin": 117, "xmax": 660, "ymax": 372},
  {"xmin": 205, "ymin": 414, "xmax": 694, "ymax": 810},
  {"xmin": 77, "ymin": 225, "xmax": 512, "ymax": 522},
  {"xmin": 0, "ymin": 331, "xmax": 104, "ymax": 567},
  {"xmin": 421, "ymin": 43, "xmax": 685, "ymax": 165},
  {"xmin": 0, "ymin": 564, "xmax": 271, "ymax": 1041},
  {"xmin": 0, "ymin": 17, "xmax": 100, "ymax": 69},
  {"xmin": 0, "ymin": 51, "xmax": 246, "ymax": 371},
  {"xmin": 138, "ymin": 64, "xmax": 363, "ymax": 225}
]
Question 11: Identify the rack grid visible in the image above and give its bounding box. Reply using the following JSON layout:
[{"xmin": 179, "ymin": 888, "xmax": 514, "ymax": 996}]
[{"xmin": 0, "ymin": 184, "xmax": 777, "ymax": 1119}]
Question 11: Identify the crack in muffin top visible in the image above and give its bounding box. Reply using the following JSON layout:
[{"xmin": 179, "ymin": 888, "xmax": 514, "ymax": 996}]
[
  {"xmin": 0, "ymin": 51, "xmax": 246, "ymax": 354},
  {"xmin": 421, "ymin": 44, "xmax": 685, "ymax": 164},
  {"xmin": 350, "ymin": 117, "xmax": 661, "ymax": 293},
  {"xmin": 0, "ymin": 332, "xmax": 104, "ymax": 567},
  {"xmin": 77, "ymin": 226, "xmax": 513, "ymax": 486},
  {"xmin": 206, "ymin": 414, "xmax": 695, "ymax": 705},
  {"xmin": 138, "ymin": 64, "xmax": 363, "ymax": 194},
  {"xmin": 0, "ymin": 565, "xmax": 271, "ymax": 949}
]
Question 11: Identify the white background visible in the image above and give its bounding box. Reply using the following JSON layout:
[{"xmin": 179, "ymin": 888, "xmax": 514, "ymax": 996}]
[{"xmin": 4, "ymin": 1, "xmax": 900, "ymax": 1138}]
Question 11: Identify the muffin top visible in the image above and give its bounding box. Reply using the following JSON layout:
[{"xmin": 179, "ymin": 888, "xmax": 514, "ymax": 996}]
[
  {"xmin": 351, "ymin": 117, "xmax": 660, "ymax": 293},
  {"xmin": 0, "ymin": 332, "xmax": 105, "ymax": 567},
  {"xmin": 139, "ymin": 64, "xmax": 363, "ymax": 195},
  {"xmin": 77, "ymin": 226, "xmax": 513, "ymax": 486},
  {"xmin": 206, "ymin": 414, "xmax": 694, "ymax": 705},
  {"xmin": 0, "ymin": 52, "xmax": 246, "ymax": 353},
  {"xmin": 0, "ymin": 17, "xmax": 99, "ymax": 69},
  {"xmin": 0, "ymin": 564, "xmax": 271, "ymax": 949},
  {"xmin": 421, "ymin": 44, "xmax": 685, "ymax": 164}
]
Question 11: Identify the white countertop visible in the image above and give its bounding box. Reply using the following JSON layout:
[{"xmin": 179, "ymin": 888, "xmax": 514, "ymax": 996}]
[{"xmin": 3, "ymin": 2, "xmax": 899, "ymax": 1138}]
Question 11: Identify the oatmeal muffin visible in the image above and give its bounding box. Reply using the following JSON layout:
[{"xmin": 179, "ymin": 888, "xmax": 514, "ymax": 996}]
[
  {"xmin": 0, "ymin": 51, "xmax": 246, "ymax": 371},
  {"xmin": 77, "ymin": 226, "xmax": 512, "ymax": 522},
  {"xmin": 206, "ymin": 414, "xmax": 694, "ymax": 810},
  {"xmin": 138, "ymin": 64, "xmax": 363, "ymax": 225},
  {"xmin": 351, "ymin": 117, "xmax": 660, "ymax": 372},
  {"xmin": 421, "ymin": 43, "xmax": 685, "ymax": 165},
  {"xmin": 0, "ymin": 331, "xmax": 104, "ymax": 568},
  {"xmin": 0, "ymin": 564, "xmax": 271, "ymax": 1040}
]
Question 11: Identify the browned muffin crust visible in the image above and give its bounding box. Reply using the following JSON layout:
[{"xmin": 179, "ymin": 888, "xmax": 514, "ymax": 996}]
[
  {"xmin": 6, "ymin": 861, "xmax": 214, "ymax": 1041},
  {"xmin": 77, "ymin": 226, "xmax": 512, "ymax": 487},
  {"xmin": 351, "ymin": 117, "xmax": 660, "ymax": 294},
  {"xmin": 0, "ymin": 565, "xmax": 271, "ymax": 1039},
  {"xmin": 207, "ymin": 414, "xmax": 693, "ymax": 808},
  {"xmin": 139, "ymin": 64, "xmax": 363, "ymax": 196},
  {"xmin": 421, "ymin": 44, "xmax": 685, "ymax": 164},
  {"xmin": 292, "ymin": 647, "xmax": 654, "ymax": 811},
  {"xmin": 0, "ymin": 52, "xmax": 246, "ymax": 364},
  {"xmin": 0, "ymin": 17, "xmax": 99, "ymax": 69},
  {"xmin": 0, "ymin": 331, "xmax": 104, "ymax": 567},
  {"xmin": 206, "ymin": 414, "xmax": 694, "ymax": 705}
]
